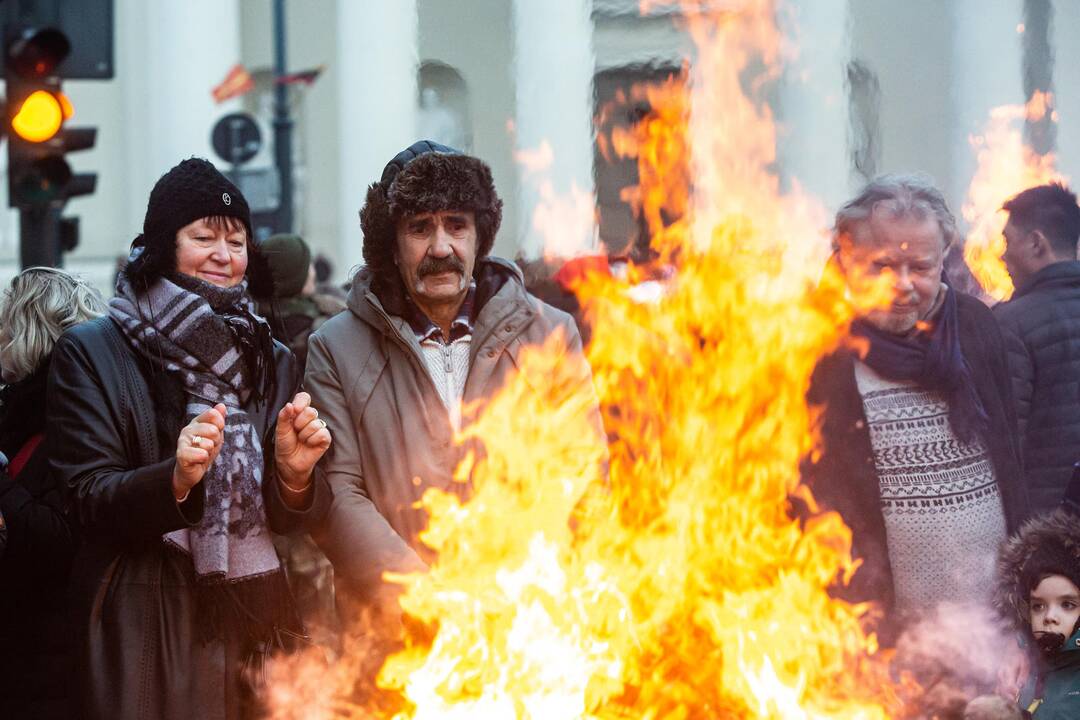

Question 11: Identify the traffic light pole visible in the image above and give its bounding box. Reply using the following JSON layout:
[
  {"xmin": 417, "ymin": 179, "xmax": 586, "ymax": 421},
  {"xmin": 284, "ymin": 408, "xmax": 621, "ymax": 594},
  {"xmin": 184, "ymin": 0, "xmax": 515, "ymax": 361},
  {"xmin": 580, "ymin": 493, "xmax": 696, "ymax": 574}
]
[
  {"xmin": 272, "ymin": 0, "xmax": 294, "ymax": 234},
  {"xmin": 19, "ymin": 205, "xmax": 61, "ymax": 269}
]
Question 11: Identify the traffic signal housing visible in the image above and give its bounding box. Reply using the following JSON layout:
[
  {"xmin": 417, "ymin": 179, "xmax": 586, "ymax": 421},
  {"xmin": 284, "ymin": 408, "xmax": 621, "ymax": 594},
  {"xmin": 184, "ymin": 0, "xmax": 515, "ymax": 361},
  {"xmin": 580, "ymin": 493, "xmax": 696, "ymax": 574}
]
[
  {"xmin": 5, "ymin": 28, "xmax": 97, "ymax": 210},
  {"xmin": 2, "ymin": 9, "xmax": 107, "ymax": 267}
]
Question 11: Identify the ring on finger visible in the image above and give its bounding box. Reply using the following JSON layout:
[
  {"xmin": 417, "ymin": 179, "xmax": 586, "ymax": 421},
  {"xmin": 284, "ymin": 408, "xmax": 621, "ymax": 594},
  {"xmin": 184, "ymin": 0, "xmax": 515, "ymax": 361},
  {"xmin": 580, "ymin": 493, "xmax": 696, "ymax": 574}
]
[
  {"xmin": 318, "ymin": 419, "xmax": 327, "ymax": 430},
  {"xmin": 191, "ymin": 435, "xmax": 204, "ymax": 448}
]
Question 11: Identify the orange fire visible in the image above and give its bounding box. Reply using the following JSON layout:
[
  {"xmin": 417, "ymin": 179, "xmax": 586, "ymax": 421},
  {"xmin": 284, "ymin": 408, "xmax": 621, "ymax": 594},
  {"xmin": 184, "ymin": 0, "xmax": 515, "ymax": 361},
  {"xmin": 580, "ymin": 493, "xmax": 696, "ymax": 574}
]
[
  {"xmin": 267, "ymin": 2, "xmax": 913, "ymax": 718},
  {"xmin": 962, "ymin": 90, "xmax": 1068, "ymax": 302}
]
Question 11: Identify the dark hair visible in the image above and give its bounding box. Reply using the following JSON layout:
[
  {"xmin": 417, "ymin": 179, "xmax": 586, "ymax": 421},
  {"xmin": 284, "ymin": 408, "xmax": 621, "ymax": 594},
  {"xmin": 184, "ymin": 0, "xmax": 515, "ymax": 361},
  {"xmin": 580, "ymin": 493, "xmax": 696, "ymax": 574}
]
[
  {"xmin": 123, "ymin": 215, "xmax": 274, "ymax": 298},
  {"xmin": 360, "ymin": 149, "xmax": 502, "ymax": 293},
  {"xmin": 1002, "ymin": 182, "xmax": 1080, "ymax": 257},
  {"xmin": 1021, "ymin": 540, "xmax": 1080, "ymax": 604}
]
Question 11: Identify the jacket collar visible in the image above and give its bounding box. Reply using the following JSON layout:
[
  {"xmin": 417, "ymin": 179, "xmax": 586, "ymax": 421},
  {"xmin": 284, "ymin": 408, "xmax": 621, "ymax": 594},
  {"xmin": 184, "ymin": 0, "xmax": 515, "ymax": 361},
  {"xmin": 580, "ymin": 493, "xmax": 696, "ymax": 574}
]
[{"xmin": 1012, "ymin": 260, "xmax": 1080, "ymax": 300}]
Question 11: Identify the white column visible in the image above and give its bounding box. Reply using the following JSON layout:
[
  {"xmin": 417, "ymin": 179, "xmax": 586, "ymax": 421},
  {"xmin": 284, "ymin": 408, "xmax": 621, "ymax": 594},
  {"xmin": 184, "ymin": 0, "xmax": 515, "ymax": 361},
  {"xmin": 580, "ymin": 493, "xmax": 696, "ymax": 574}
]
[
  {"xmin": 776, "ymin": 0, "xmax": 851, "ymax": 213},
  {"xmin": 335, "ymin": 0, "xmax": 419, "ymax": 273},
  {"xmin": 512, "ymin": 0, "xmax": 598, "ymax": 259},
  {"xmin": 1052, "ymin": 0, "xmax": 1080, "ymax": 182},
  {"xmin": 949, "ymin": 0, "xmax": 1026, "ymax": 210},
  {"xmin": 121, "ymin": 0, "xmax": 244, "ymax": 230}
]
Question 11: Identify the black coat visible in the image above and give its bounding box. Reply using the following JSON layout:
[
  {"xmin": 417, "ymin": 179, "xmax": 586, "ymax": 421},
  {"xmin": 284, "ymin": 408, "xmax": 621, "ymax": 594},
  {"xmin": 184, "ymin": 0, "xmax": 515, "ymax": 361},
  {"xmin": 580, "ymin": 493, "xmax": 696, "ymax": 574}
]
[
  {"xmin": 993, "ymin": 260, "xmax": 1080, "ymax": 514},
  {"xmin": 801, "ymin": 291, "xmax": 1029, "ymax": 641},
  {"xmin": 0, "ymin": 363, "xmax": 76, "ymax": 719},
  {"xmin": 48, "ymin": 316, "xmax": 331, "ymax": 720}
]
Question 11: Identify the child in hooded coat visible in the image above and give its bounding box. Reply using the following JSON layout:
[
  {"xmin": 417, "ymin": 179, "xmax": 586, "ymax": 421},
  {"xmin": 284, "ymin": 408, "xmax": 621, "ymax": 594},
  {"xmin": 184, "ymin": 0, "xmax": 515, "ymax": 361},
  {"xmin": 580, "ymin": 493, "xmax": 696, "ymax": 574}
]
[{"xmin": 992, "ymin": 508, "xmax": 1080, "ymax": 719}]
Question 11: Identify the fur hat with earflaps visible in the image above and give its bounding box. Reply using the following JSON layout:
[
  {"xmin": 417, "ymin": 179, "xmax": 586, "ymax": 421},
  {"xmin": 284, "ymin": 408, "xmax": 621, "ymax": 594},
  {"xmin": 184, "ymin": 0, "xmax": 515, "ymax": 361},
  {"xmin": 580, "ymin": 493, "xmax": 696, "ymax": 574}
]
[
  {"xmin": 994, "ymin": 508, "xmax": 1080, "ymax": 630},
  {"xmin": 359, "ymin": 140, "xmax": 503, "ymax": 296}
]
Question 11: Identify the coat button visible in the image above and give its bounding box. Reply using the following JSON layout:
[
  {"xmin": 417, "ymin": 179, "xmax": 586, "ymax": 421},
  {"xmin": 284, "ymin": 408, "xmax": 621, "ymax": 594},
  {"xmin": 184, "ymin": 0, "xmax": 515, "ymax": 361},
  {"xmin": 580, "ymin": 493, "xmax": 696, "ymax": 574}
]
[
  {"xmin": 486, "ymin": 349, "xmax": 496, "ymax": 358},
  {"xmin": 504, "ymin": 325, "xmax": 513, "ymax": 332}
]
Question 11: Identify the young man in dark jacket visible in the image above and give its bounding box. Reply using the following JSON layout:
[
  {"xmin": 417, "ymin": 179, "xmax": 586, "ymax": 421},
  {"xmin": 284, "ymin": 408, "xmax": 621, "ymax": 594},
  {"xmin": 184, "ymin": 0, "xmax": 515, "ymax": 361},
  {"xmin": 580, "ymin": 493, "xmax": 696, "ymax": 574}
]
[
  {"xmin": 994, "ymin": 183, "xmax": 1080, "ymax": 514},
  {"xmin": 802, "ymin": 174, "xmax": 1029, "ymax": 643}
]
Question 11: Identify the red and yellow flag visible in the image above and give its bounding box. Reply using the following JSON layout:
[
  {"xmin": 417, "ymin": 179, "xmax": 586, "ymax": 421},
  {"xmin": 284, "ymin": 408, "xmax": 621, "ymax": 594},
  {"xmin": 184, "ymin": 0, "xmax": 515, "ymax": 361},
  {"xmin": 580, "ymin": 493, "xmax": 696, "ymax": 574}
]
[{"xmin": 211, "ymin": 64, "xmax": 254, "ymax": 104}]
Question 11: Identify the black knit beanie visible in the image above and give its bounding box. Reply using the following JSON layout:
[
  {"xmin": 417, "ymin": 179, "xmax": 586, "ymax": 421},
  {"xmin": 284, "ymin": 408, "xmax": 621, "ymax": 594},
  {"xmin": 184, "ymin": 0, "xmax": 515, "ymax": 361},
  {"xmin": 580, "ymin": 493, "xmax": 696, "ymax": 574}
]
[
  {"xmin": 261, "ymin": 233, "xmax": 312, "ymax": 298},
  {"xmin": 359, "ymin": 140, "xmax": 502, "ymax": 294},
  {"xmin": 123, "ymin": 158, "xmax": 272, "ymax": 296}
]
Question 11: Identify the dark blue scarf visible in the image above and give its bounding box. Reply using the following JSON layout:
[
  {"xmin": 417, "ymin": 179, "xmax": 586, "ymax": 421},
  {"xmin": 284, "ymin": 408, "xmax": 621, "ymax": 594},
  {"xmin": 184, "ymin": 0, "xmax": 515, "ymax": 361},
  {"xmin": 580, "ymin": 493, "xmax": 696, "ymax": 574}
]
[{"xmin": 850, "ymin": 286, "xmax": 990, "ymax": 445}]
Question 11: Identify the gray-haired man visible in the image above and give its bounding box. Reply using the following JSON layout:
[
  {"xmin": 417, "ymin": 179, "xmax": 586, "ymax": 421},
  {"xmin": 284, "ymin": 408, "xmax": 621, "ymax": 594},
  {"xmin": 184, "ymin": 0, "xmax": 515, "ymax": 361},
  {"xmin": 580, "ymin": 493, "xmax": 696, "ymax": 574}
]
[{"xmin": 801, "ymin": 174, "xmax": 1029, "ymax": 640}]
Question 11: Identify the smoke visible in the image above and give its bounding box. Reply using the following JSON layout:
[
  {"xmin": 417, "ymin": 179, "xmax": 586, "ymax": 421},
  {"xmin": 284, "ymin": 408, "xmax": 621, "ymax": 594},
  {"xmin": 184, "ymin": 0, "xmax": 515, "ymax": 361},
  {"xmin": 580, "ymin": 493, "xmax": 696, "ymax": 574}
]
[{"xmin": 892, "ymin": 602, "xmax": 1017, "ymax": 719}]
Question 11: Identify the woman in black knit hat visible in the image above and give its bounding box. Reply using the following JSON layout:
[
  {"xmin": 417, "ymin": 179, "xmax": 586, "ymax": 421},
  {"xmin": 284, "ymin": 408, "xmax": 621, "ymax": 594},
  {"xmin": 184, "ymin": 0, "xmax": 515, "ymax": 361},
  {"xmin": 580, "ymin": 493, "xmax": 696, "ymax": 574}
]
[{"xmin": 47, "ymin": 158, "xmax": 333, "ymax": 719}]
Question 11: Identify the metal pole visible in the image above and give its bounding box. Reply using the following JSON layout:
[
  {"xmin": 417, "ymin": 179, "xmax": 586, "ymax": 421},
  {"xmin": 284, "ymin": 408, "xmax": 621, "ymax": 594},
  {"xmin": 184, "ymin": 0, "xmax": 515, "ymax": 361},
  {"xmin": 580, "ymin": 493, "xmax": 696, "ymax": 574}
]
[
  {"xmin": 19, "ymin": 206, "xmax": 61, "ymax": 269},
  {"xmin": 272, "ymin": 0, "xmax": 294, "ymax": 233}
]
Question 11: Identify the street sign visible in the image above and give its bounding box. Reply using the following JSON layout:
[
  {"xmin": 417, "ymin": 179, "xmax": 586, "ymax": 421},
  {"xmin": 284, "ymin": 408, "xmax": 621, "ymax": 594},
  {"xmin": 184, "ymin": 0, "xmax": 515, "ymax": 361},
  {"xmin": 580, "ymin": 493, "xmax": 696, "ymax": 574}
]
[{"xmin": 211, "ymin": 112, "xmax": 262, "ymax": 166}]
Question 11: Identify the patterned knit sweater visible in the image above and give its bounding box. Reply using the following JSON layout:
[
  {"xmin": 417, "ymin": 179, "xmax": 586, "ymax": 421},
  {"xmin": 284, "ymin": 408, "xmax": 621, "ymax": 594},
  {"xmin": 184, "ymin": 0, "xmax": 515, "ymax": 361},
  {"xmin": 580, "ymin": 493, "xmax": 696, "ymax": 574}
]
[{"xmin": 854, "ymin": 361, "xmax": 1007, "ymax": 615}]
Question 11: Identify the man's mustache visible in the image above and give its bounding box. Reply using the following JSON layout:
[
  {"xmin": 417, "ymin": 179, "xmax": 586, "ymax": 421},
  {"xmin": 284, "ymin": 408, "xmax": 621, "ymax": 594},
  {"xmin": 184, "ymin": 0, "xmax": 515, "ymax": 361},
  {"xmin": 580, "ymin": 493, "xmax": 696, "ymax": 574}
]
[{"xmin": 418, "ymin": 255, "xmax": 465, "ymax": 278}]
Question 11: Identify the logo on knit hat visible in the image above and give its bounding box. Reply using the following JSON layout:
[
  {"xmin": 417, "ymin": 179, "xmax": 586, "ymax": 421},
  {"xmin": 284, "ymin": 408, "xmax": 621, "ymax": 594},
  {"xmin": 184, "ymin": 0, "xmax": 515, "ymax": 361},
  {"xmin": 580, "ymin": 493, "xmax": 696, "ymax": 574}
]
[{"xmin": 222, "ymin": 192, "xmax": 232, "ymax": 206}]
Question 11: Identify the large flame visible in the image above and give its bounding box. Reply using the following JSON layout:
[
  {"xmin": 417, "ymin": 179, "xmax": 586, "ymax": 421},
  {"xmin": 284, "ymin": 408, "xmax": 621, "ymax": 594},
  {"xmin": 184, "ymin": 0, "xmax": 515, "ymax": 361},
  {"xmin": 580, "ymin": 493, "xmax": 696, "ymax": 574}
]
[
  {"xmin": 269, "ymin": 2, "xmax": 912, "ymax": 717},
  {"xmin": 962, "ymin": 90, "xmax": 1068, "ymax": 302}
]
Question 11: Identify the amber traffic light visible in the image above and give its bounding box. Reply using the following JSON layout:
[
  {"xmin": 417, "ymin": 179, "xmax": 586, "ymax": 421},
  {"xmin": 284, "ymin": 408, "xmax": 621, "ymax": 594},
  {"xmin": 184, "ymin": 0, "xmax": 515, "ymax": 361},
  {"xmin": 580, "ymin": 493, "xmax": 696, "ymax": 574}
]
[
  {"xmin": 5, "ymin": 23, "xmax": 96, "ymax": 209},
  {"xmin": 10, "ymin": 89, "xmax": 72, "ymax": 142}
]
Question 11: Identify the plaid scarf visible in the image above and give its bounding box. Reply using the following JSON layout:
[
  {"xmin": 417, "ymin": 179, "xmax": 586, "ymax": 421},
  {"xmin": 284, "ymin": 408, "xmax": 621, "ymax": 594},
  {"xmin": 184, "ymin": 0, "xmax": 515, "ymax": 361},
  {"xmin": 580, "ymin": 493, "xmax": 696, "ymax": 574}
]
[{"xmin": 109, "ymin": 266, "xmax": 281, "ymax": 587}]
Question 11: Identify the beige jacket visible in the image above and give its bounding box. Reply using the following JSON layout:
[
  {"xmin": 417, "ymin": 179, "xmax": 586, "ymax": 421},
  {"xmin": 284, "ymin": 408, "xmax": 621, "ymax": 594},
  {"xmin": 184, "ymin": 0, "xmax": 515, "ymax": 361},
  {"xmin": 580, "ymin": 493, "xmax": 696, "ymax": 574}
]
[{"xmin": 305, "ymin": 257, "xmax": 600, "ymax": 603}]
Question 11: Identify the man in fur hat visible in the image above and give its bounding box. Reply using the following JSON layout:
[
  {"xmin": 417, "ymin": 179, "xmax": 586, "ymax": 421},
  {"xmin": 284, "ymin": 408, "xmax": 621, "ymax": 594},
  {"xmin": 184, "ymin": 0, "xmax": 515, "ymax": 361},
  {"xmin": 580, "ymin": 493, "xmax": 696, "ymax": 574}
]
[{"xmin": 302, "ymin": 141, "xmax": 603, "ymax": 625}]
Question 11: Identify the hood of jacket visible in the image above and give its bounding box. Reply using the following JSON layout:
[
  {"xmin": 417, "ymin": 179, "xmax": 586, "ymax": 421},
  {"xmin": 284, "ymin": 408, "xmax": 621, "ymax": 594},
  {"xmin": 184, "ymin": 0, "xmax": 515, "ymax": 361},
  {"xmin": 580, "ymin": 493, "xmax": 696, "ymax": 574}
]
[
  {"xmin": 346, "ymin": 255, "xmax": 528, "ymax": 334},
  {"xmin": 996, "ymin": 508, "xmax": 1080, "ymax": 637}
]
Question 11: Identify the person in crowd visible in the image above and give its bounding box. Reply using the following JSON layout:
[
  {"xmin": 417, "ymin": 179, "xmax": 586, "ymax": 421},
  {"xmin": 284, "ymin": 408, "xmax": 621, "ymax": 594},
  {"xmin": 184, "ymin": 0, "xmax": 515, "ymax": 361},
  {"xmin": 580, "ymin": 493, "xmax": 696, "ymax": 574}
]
[
  {"xmin": 302, "ymin": 140, "xmax": 603, "ymax": 625},
  {"xmin": 313, "ymin": 252, "xmax": 348, "ymax": 301},
  {"xmin": 993, "ymin": 183, "xmax": 1080, "ymax": 514},
  {"xmin": 259, "ymin": 233, "xmax": 346, "ymax": 369},
  {"xmin": 0, "ymin": 267, "xmax": 106, "ymax": 719},
  {"xmin": 48, "ymin": 158, "xmax": 333, "ymax": 720},
  {"xmin": 258, "ymin": 233, "xmax": 344, "ymax": 641},
  {"xmin": 990, "ymin": 508, "xmax": 1080, "ymax": 718},
  {"xmin": 802, "ymin": 174, "xmax": 1029, "ymax": 643}
]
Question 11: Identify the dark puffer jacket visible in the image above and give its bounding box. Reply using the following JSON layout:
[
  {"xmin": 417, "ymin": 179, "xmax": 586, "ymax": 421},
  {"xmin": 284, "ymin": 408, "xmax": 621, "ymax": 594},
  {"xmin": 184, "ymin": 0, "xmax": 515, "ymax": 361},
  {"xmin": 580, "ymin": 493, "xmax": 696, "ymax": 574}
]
[
  {"xmin": 995, "ymin": 510, "xmax": 1080, "ymax": 719},
  {"xmin": 994, "ymin": 261, "xmax": 1080, "ymax": 514}
]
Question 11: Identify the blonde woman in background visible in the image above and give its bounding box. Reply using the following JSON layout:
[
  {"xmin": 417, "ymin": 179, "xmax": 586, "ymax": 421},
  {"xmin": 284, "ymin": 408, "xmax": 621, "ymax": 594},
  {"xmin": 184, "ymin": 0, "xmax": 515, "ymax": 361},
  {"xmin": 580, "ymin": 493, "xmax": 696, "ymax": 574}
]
[{"xmin": 0, "ymin": 267, "xmax": 106, "ymax": 720}]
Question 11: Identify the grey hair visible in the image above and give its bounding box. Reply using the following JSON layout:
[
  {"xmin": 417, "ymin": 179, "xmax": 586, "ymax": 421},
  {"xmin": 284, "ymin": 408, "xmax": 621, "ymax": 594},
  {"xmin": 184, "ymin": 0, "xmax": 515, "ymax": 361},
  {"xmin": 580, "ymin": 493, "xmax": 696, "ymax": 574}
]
[
  {"xmin": 833, "ymin": 173, "xmax": 959, "ymax": 250},
  {"xmin": 0, "ymin": 267, "xmax": 107, "ymax": 383}
]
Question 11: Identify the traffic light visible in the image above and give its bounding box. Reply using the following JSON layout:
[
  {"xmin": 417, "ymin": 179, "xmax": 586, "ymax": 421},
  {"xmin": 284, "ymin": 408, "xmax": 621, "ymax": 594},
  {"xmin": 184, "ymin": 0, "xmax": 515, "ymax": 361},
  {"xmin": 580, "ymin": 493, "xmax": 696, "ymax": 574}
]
[
  {"xmin": 2, "ymin": 9, "xmax": 107, "ymax": 268},
  {"xmin": 5, "ymin": 26, "xmax": 97, "ymax": 210}
]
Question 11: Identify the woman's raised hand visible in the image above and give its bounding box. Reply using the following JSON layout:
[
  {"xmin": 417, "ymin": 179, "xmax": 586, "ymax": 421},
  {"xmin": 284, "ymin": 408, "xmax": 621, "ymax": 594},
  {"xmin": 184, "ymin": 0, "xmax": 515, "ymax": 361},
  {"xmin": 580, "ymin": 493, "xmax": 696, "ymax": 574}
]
[
  {"xmin": 173, "ymin": 403, "xmax": 227, "ymax": 501},
  {"xmin": 274, "ymin": 391, "xmax": 331, "ymax": 494}
]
